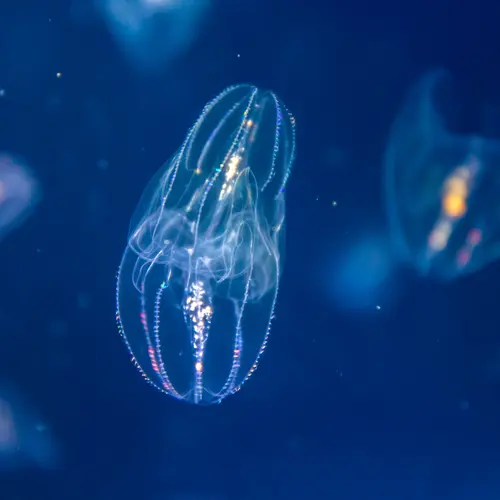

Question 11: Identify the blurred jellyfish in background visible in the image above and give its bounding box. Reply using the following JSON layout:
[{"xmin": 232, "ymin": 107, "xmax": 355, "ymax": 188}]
[
  {"xmin": 0, "ymin": 154, "xmax": 40, "ymax": 240},
  {"xmin": 97, "ymin": 0, "xmax": 211, "ymax": 71},
  {"xmin": 384, "ymin": 69, "xmax": 500, "ymax": 280},
  {"xmin": 0, "ymin": 386, "xmax": 60, "ymax": 470}
]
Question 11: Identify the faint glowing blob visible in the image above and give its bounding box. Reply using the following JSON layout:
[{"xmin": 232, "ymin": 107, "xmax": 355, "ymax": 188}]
[
  {"xmin": 328, "ymin": 234, "xmax": 394, "ymax": 310},
  {"xmin": 98, "ymin": 0, "xmax": 210, "ymax": 71},
  {"xmin": 0, "ymin": 387, "xmax": 60, "ymax": 470},
  {"xmin": 0, "ymin": 154, "xmax": 40, "ymax": 240}
]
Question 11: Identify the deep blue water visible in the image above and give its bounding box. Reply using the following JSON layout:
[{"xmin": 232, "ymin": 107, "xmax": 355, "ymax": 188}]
[{"xmin": 1, "ymin": 0, "xmax": 500, "ymax": 499}]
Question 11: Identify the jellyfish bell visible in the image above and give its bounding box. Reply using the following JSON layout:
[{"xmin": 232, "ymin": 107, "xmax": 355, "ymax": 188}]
[{"xmin": 384, "ymin": 69, "xmax": 500, "ymax": 279}]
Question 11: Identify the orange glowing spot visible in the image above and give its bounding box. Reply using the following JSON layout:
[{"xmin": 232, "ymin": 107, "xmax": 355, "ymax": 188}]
[
  {"xmin": 443, "ymin": 192, "xmax": 466, "ymax": 218},
  {"xmin": 195, "ymin": 361, "xmax": 203, "ymax": 372}
]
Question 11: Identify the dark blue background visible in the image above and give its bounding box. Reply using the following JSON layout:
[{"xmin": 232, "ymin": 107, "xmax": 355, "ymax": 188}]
[{"xmin": 1, "ymin": 0, "xmax": 500, "ymax": 498}]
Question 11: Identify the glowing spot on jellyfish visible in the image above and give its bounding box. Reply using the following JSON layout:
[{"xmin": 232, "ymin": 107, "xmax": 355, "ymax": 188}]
[{"xmin": 219, "ymin": 154, "xmax": 241, "ymax": 200}]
